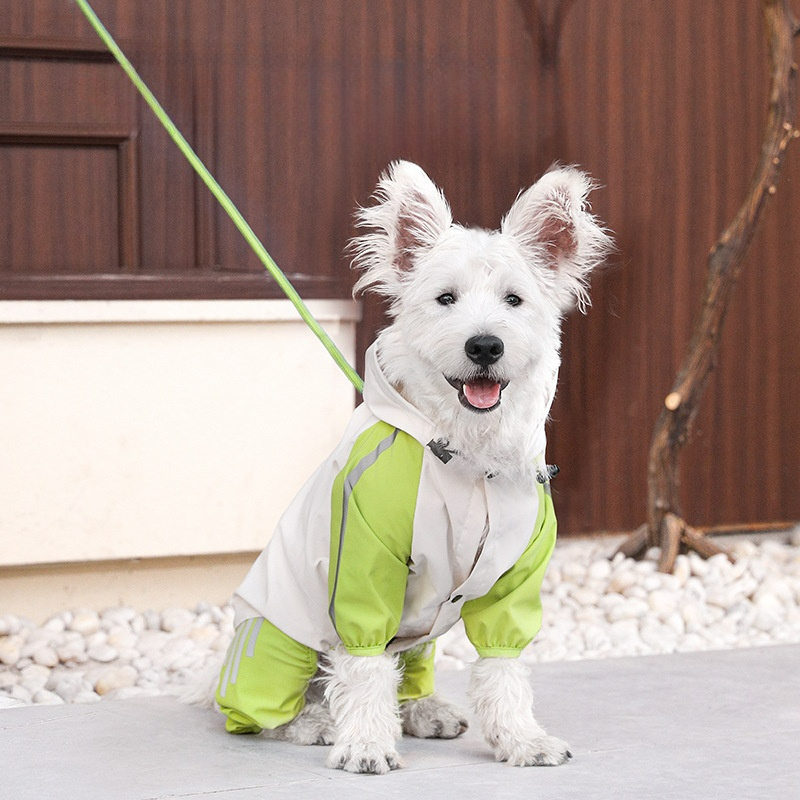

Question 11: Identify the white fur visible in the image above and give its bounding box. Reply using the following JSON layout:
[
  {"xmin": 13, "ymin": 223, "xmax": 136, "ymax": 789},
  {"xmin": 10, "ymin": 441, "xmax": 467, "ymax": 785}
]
[
  {"xmin": 400, "ymin": 694, "xmax": 469, "ymax": 739},
  {"xmin": 352, "ymin": 160, "xmax": 611, "ymax": 482},
  {"xmin": 323, "ymin": 649, "xmax": 403, "ymax": 774},
  {"xmin": 468, "ymin": 657, "xmax": 571, "ymax": 766},
  {"xmin": 198, "ymin": 162, "xmax": 610, "ymax": 773},
  {"xmin": 340, "ymin": 161, "xmax": 608, "ymax": 769}
]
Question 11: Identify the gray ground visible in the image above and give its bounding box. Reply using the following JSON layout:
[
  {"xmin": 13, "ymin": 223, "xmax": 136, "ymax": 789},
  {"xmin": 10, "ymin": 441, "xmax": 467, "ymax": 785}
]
[{"xmin": 3, "ymin": 643, "xmax": 798, "ymax": 800}]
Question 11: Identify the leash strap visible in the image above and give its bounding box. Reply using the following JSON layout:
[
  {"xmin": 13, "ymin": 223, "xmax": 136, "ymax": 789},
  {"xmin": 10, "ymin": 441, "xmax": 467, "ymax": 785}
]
[{"xmin": 74, "ymin": 0, "xmax": 364, "ymax": 393}]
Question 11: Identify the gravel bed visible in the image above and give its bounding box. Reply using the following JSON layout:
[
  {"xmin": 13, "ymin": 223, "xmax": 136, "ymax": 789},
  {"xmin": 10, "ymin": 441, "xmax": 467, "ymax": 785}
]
[{"xmin": 2, "ymin": 531, "xmax": 799, "ymax": 708}]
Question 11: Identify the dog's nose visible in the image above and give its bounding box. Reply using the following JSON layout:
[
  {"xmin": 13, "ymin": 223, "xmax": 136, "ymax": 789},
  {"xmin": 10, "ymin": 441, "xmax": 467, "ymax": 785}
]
[{"xmin": 465, "ymin": 335, "xmax": 504, "ymax": 366}]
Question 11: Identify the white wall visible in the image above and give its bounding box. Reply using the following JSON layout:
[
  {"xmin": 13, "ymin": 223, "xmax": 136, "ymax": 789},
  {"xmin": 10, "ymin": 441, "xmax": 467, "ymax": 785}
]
[{"xmin": 0, "ymin": 300, "xmax": 360, "ymax": 569}]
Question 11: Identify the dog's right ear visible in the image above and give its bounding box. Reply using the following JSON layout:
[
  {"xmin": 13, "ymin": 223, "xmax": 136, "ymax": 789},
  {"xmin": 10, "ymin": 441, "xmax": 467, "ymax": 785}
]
[
  {"xmin": 501, "ymin": 165, "xmax": 613, "ymax": 313},
  {"xmin": 351, "ymin": 161, "xmax": 452, "ymax": 297}
]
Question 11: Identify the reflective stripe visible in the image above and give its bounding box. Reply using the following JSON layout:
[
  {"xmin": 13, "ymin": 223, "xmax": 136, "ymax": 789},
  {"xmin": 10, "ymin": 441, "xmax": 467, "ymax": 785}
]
[
  {"xmin": 229, "ymin": 618, "xmax": 256, "ymax": 688},
  {"xmin": 218, "ymin": 623, "xmax": 244, "ymax": 699},
  {"xmin": 245, "ymin": 617, "xmax": 264, "ymax": 658},
  {"xmin": 328, "ymin": 428, "xmax": 399, "ymax": 630},
  {"xmin": 219, "ymin": 618, "xmax": 257, "ymax": 699}
]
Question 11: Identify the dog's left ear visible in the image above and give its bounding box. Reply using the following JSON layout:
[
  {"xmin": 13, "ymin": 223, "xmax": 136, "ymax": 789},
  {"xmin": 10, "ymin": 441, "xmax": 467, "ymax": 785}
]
[
  {"xmin": 351, "ymin": 161, "xmax": 453, "ymax": 299},
  {"xmin": 501, "ymin": 165, "xmax": 613, "ymax": 312}
]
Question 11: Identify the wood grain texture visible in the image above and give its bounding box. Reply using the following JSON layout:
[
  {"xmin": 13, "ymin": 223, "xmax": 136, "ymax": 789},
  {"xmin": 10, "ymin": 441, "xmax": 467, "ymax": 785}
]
[{"xmin": 0, "ymin": 1, "xmax": 797, "ymax": 533}]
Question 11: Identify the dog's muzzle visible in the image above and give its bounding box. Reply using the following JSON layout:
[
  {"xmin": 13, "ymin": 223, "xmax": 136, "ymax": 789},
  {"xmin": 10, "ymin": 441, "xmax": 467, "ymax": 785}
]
[{"xmin": 447, "ymin": 334, "xmax": 508, "ymax": 412}]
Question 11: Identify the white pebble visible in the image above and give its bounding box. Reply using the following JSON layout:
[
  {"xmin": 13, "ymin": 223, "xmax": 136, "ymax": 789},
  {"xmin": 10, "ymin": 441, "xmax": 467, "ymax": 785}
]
[
  {"xmin": 32, "ymin": 689, "xmax": 64, "ymax": 706},
  {"xmin": 87, "ymin": 644, "xmax": 119, "ymax": 663},
  {"xmin": 6, "ymin": 684, "xmax": 33, "ymax": 704},
  {"xmin": 0, "ymin": 635, "xmax": 23, "ymax": 666},
  {"xmin": 101, "ymin": 607, "xmax": 138, "ymax": 629},
  {"xmin": 681, "ymin": 601, "xmax": 704, "ymax": 631},
  {"xmin": 673, "ymin": 556, "xmax": 691, "ymax": 586},
  {"xmin": 754, "ymin": 576, "xmax": 794, "ymax": 606},
  {"xmin": 106, "ymin": 629, "xmax": 138, "ymax": 650},
  {"xmin": 0, "ymin": 615, "xmax": 20, "ymax": 635},
  {"xmin": 639, "ymin": 621, "xmax": 677, "ymax": 652},
  {"xmin": 69, "ymin": 611, "xmax": 101, "ymax": 636},
  {"xmin": 32, "ymin": 646, "xmax": 60, "ymax": 668},
  {"xmin": 73, "ymin": 690, "xmax": 101, "ymax": 704},
  {"xmin": 609, "ymin": 619, "xmax": 640, "ymax": 646},
  {"xmin": 160, "ymin": 607, "xmax": 196, "ymax": 633},
  {"xmin": 21, "ymin": 664, "xmax": 51, "ymax": 693},
  {"xmin": 606, "ymin": 598, "xmax": 649, "ymax": 623},
  {"xmin": 688, "ymin": 552, "xmax": 709, "ymax": 577},
  {"xmin": 189, "ymin": 625, "xmax": 220, "ymax": 646},
  {"xmin": 42, "ymin": 616, "xmax": 67, "ymax": 633},
  {"xmin": 571, "ymin": 587, "xmax": 599, "ymax": 606},
  {"xmin": 648, "ymin": 589, "xmax": 679, "ymax": 618},
  {"xmin": 57, "ymin": 637, "xmax": 87, "ymax": 664},
  {"xmin": 94, "ymin": 665, "xmax": 139, "ymax": 696},
  {"xmin": 607, "ymin": 571, "xmax": 637, "ymax": 594},
  {"xmin": 0, "ymin": 672, "xmax": 20, "ymax": 689},
  {"xmin": 587, "ymin": 559, "xmax": 611, "ymax": 581},
  {"xmin": 51, "ymin": 675, "xmax": 91, "ymax": 703}
]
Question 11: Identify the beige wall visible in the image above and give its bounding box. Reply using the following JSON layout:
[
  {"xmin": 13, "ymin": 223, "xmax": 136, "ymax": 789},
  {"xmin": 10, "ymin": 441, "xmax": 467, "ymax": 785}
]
[{"xmin": 0, "ymin": 300, "xmax": 359, "ymax": 619}]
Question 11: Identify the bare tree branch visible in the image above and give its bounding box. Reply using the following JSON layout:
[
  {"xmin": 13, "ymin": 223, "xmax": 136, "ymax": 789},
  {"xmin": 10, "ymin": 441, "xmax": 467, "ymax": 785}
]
[{"xmin": 617, "ymin": 0, "xmax": 799, "ymax": 571}]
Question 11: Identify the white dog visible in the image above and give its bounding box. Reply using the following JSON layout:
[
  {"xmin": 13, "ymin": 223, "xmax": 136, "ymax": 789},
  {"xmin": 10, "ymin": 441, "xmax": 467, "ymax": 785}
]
[{"xmin": 211, "ymin": 161, "xmax": 611, "ymax": 774}]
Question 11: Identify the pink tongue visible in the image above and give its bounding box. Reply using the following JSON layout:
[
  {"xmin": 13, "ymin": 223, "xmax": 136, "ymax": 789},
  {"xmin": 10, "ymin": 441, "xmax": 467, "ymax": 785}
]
[{"xmin": 463, "ymin": 379, "xmax": 501, "ymax": 409}]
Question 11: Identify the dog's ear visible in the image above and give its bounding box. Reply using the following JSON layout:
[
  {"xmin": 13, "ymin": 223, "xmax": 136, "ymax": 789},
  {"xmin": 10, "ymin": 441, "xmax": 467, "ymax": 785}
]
[
  {"xmin": 501, "ymin": 165, "xmax": 613, "ymax": 312},
  {"xmin": 351, "ymin": 161, "xmax": 452, "ymax": 298}
]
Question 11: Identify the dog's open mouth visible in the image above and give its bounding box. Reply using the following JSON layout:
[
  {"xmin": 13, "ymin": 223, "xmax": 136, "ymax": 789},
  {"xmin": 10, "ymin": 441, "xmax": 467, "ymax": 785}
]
[{"xmin": 445, "ymin": 376, "xmax": 509, "ymax": 413}]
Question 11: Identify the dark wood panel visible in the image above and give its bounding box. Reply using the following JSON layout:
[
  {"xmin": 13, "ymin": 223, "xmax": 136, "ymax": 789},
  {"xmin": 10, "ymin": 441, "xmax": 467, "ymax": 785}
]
[
  {"xmin": 0, "ymin": 142, "xmax": 120, "ymax": 272},
  {"xmin": 0, "ymin": 0, "xmax": 797, "ymax": 534},
  {"xmin": 542, "ymin": 0, "xmax": 799, "ymax": 533}
]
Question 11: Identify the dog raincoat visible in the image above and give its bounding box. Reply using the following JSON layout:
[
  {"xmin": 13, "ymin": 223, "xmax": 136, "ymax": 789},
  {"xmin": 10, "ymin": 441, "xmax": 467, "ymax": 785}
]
[{"xmin": 233, "ymin": 343, "xmax": 558, "ymax": 659}]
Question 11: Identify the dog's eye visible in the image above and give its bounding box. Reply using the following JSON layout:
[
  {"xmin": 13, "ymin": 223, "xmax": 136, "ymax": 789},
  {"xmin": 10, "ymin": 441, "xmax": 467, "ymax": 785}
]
[
  {"xmin": 437, "ymin": 293, "xmax": 457, "ymax": 306},
  {"xmin": 505, "ymin": 294, "xmax": 522, "ymax": 307}
]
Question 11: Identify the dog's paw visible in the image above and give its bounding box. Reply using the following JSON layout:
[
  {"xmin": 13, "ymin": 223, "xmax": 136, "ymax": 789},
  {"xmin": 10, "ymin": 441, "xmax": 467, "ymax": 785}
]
[
  {"xmin": 400, "ymin": 694, "xmax": 469, "ymax": 739},
  {"xmin": 326, "ymin": 741, "xmax": 402, "ymax": 774},
  {"xmin": 495, "ymin": 734, "xmax": 572, "ymax": 767}
]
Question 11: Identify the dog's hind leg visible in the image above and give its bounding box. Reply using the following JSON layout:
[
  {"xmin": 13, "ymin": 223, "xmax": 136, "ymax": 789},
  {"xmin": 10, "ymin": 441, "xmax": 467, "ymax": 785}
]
[
  {"xmin": 265, "ymin": 701, "xmax": 335, "ymax": 745},
  {"xmin": 400, "ymin": 694, "xmax": 469, "ymax": 738},
  {"xmin": 395, "ymin": 642, "xmax": 468, "ymax": 738},
  {"xmin": 264, "ymin": 673, "xmax": 334, "ymax": 745},
  {"xmin": 468, "ymin": 657, "xmax": 571, "ymax": 766},
  {"xmin": 324, "ymin": 648, "xmax": 403, "ymax": 774}
]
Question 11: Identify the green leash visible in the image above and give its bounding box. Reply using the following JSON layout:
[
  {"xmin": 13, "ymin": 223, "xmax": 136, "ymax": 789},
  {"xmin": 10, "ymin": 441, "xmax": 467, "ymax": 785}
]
[{"xmin": 74, "ymin": 0, "xmax": 364, "ymax": 393}]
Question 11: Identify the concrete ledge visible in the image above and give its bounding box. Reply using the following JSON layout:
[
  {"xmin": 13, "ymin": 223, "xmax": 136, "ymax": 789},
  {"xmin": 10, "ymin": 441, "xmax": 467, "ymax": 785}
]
[
  {"xmin": 0, "ymin": 298, "xmax": 359, "ymax": 568},
  {"xmin": 0, "ymin": 552, "xmax": 256, "ymax": 622},
  {"xmin": 3, "ymin": 644, "xmax": 799, "ymax": 799}
]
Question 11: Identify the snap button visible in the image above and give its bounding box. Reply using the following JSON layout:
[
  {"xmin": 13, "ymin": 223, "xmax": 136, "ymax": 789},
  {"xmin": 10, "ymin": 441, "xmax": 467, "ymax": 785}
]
[{"xmin": 451, "ymin": 594, "xmax": 463, "ymax": 603}]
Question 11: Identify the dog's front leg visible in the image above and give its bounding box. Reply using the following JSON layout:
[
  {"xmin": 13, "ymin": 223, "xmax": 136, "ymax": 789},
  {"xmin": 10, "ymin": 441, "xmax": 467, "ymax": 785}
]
[
  {"xmin": 324, "ymin": 648, "xmax": 403, "ymax": 774},
  {"xmin": 468, "ymin": 657, "xmax": 571, "ymax": 766}
]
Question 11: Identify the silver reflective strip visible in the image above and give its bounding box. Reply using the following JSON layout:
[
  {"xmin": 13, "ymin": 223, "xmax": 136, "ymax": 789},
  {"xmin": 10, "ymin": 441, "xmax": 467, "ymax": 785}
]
[
  {"xmin": 328, "ymin": 428, "xmax": 399, "ymax": 630},
  {"xmin": 218, "ymin": 622, "xmax": 246, "ymax": 699},
  {"xmin": 245, "ymin": 617, "xmax": 264, "ymax": 658},
  {"xmin": 228, "ymin": 617, "xmax": 256, "ymax": 688}
]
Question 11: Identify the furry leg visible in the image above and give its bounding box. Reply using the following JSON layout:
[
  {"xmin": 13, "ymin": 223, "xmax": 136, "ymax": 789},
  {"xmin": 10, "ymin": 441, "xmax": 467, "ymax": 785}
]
[
  {"xmin": 401, "ymin": 694, "xmax": 469, "ymax": 739},
  {"xmin": 324, "ymin": 649, "xmax": 403, "ymax": 774},
  {"xmin": 265, "ymin": 701, "xmax": 335, "ymax": 745},
  {"xmin": 468, "ymin": 657, "xmax": 571, "ymax": 766}
]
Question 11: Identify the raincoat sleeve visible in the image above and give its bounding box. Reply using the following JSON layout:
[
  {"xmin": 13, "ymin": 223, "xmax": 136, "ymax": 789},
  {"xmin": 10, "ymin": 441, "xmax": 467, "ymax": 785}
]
[
  {"xmin": 461, "ymin": 484, "xmax": 557, "ymax": 658},
  {"xmin": 327, "ymin": 423, "xmax": 424, "ymax": 656}
]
